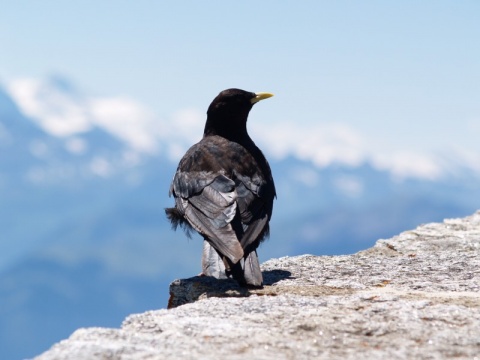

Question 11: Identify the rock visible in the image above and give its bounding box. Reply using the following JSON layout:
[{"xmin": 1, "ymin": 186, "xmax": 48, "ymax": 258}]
[{"xmin": 36, "ymin": 211, "xmax": 480, "ymax": 359}]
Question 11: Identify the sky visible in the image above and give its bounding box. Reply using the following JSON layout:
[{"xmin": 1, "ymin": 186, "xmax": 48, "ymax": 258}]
[{"xmin": 1, "ymin": 1, "xmax": 479, "ymax": 179}]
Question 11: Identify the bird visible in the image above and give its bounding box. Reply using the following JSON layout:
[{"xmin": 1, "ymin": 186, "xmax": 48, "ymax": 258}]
[{"xmin": 165, "ymin": 88, "xmax": 276, "ymax": 287}]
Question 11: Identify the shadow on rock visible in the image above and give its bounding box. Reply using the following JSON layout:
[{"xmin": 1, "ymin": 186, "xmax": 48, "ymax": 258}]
[
  {"xmin": 168, "ymin": 270, "xmax": 293, "ymax": 308},
  {"xmin": 262, "ymin": 269, "xmax": 293, "ymax": 285}
]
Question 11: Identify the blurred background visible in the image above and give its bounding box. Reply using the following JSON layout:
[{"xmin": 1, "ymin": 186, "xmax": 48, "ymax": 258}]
[{"xmin": 1, "ymin": 1, "xmax": 479, "ymax": 359}]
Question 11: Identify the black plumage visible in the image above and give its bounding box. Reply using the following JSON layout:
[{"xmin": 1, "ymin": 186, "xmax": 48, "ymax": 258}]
[{"xmin": 165, "ymin": 88, "xmax": 276, "ymax": 287}]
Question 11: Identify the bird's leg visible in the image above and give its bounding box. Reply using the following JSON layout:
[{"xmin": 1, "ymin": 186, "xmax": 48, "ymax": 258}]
[{"xmin": 224, "ymin": 257, "xmax": 246, "ymax": 286}]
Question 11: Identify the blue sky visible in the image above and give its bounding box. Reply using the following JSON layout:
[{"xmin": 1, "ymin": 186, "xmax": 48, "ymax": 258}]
[{"xmin": 1, "ymin": 1, "xmax": 479, "ymax": 178}]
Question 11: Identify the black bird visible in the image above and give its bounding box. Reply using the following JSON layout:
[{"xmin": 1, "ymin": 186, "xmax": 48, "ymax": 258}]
[{"xmin": 165, "ymin": 88, "xmax": 276, "ymax": 287}]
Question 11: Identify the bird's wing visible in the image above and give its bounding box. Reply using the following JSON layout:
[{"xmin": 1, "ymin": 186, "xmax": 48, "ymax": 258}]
[
  {"xmin": 172, "ymin": 171, "xmax": 244, "ymax": 263},
  {"xmin": 234, "ymin": 172, "xmax": 273, "ymax": 249}
]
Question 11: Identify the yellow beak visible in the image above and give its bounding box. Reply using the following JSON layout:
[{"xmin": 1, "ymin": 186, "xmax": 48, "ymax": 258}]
[{"xmin": 251, "ymin": 92, "xmax": 274, "ymax": 104}]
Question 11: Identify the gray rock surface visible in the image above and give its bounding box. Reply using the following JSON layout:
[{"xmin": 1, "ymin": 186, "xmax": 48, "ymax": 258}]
[{"xmin": 36, "ymin": 211, "xmax": 480, "ymax": 359}]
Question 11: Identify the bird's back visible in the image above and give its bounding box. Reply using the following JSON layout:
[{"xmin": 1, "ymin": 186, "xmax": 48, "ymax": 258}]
[
  {"xmin": 165, "ymin": 88, "xmax": 275, "ymax": 286},
  {"xmin": 168, "ymin": 135, "xmax": 275, "ymax": 250}
]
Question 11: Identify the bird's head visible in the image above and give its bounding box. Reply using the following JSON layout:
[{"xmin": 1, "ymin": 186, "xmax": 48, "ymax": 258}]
[{"xmin": 204, "ymin": 88, "xmax": 273, "ymax": 140}]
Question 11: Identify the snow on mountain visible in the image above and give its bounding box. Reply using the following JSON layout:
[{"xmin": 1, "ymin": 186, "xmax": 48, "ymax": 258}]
[
  {"xmin": 7, "ymin": 76, "xmax": 479, "ymax": 182},
  {"xmin": 7, "ymin": 76, "xmax": 204, "ymax": 159},
  {"xmin": 1, "ymin": 78, "xmax": 152, "ymax": 187}
]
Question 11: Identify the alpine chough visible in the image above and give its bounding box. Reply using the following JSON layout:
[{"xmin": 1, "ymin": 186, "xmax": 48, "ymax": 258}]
[{"xmin": 165, "ymin": 88, "xmax": 276, "ymax": 287}]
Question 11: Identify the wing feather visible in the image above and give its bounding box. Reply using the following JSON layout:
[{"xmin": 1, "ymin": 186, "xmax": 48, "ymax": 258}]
[
  {"xmin": 167, "ymin": 136, "xmax": 275, "ymax": 280},
  {"xmin": 173, "ymin": 174, "xmax": 244, "ymax": 263}
]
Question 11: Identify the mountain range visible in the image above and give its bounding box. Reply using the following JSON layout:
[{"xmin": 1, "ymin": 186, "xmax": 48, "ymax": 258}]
[{"xmin": 0, "ymin": 78, "xmax": 479, "ymax": 359}]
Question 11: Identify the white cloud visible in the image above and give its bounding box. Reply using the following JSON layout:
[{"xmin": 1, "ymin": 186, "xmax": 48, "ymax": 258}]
[
  {"xmin": 251, "ymin": 119, "xmax": 457, "ymax": 180},
  {"xmin": 89, "ymin": 157, "xmax": 113, "ymax": 178},
  {"xmin": 372, "ymin": 151, "xmax": 443, "ymax": 180},
  {"xmin": 65, "ymin": 137, "xmax": 88, "ymax": 155},
  {"xmin": 26, "ymin": 165, "xmax": 76, "ymax": 184},
  {"xmin": 0, "ymin": 122, "xmax": 12, "ymax": 145},
  {"xmin": 156, "ymin": 108, "xmax": 204, "ymax": 162},
  {"xmin": 443, "ymin": 146, "xmax": 480, "ymax": 175},
  {"xmin": 29, "ymin": 140, "xmax": 49, "ymax": 158},
  {"xmin": 169, "ymin": 108, "xmax": 204, "ymax": 144},
  {"xmin": 333, "ymin": 176, "xmax": 364, "ymax": 197},
  {"xmin": 291, "ymin": 167, "xmax": 320, "ymax": 188},
  {"xmin": 121, "ymin": 150, "xmax": 142, "ymax": 167},
  {"xmin": 7, "ymin": 78, "xmax": 159, "ymax": 154},
  {"xmin": 89, "ymin": 97, "xmax": 157, "ymax": 153},
  {"xmin": 251, "ymin": 121, "xmax": 366, "ymax": 167},
  {"xmin": 7, "ymin": 76, "xmax": 479, "ymax": 181},
  {"xmin": 8, "ymin": 78, "xmax": 91, "ymax": 136},
  {"xmin": 7, "ymin": 77, "xmax": 207, "ymax": 158}
]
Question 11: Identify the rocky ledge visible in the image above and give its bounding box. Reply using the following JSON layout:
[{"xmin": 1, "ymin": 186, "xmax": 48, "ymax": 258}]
[{"xmin": 37, "ymin": 211, "xmax": 480, "ymax": 359}]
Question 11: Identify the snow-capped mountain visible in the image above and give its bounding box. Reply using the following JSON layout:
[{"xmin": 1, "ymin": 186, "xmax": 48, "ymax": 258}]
[{"xmin": 0, "ymin": 78, "xmax": 479, "ymax": 360}]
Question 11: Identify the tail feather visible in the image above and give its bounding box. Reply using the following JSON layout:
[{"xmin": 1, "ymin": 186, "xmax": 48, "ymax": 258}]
[
  {"xmin": 203, "ymin": 241, "xmax": 265, "ymax": 286},
  {"xmin": 165, "ymin": 207, "xmax": 194, "ymax": 238},
  {"xmin": 202, "ymin": 241, "xmax": 228, "ymax": 279},
  {"xmin": 169, "ymin": 206, "xmax": 264, "ymax": 287},
  {"xmin": 243, "ymin": 250, "xmax": 263, "ymax": 287},
  {"xmin": 202, "ymin": 241, "xmax": 246, "ymax": 284}
]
